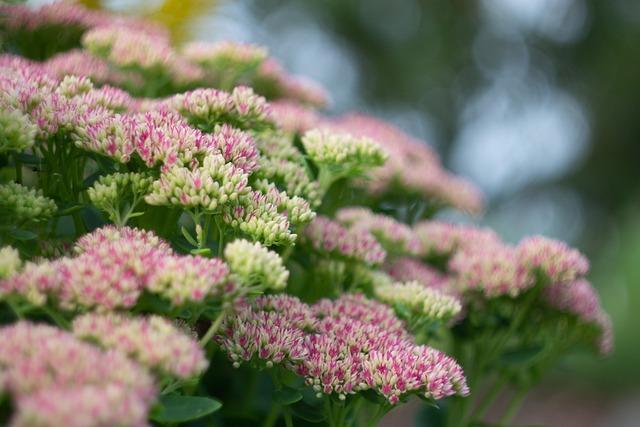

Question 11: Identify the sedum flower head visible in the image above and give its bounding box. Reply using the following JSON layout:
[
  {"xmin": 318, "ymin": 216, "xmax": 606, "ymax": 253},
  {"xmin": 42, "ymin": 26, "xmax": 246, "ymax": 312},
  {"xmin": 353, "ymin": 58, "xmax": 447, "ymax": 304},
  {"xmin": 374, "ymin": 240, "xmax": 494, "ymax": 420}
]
[
  {"xmin": 217, "ymin": 302, "xmax": 309, "ymax": 369},
  {"xmin": 253, "ymin": 294, "xmax": 317, "ymax": 331},
  {"xmin": 414, "ymin": 220, "xmax": 500, "ymax": 258},
  {"xmin": 145, "ymin": 153, "xmax": 250, "ymax": 211},
  {"xmin": 146, "ymin": 254, "xmax": 230, "ymax": 305},
  {"xmin": 517, "ymin": 235, "xmax": 589, "ymax": 284},
  {"xmin": 73, "ymin": 313, "xmax": 208, "ymax": 379},
  {"xmin": 223, "ymin": 191, "xmax": 296, "ymax": 246},
  {"xmin": 170, "ymin": 86, "xmax": 271, "ymax": 130},
  {"xmin": 336, "ymin": 207, "xmax": 421, "ymax": 255},
  {"xmin": 0, "ymin": 321, "xmax": 155, "ymax": 427},
  {"xmin": 0, "ymin": 182, "xmax": 56, "ymax": 224},
  {"xmin": 183, "ymin": 40, "xmax": 268, "ymax": 70},
  {"xmin": 302, "ymin": 215, "xmax": 386, "ymax": 265},
  {"xmin": 44, "ymin": 49, "xmax": 124, "ymax": 86},
  {"xmin": 252, "ymin": 179, "xmax": 316, "ymax": 225},
  {"xmin": 0, "ymin": 246, "xmax": 22, "ymax": 280},
  {"xmin": 449, "ymin": 243, "xmax": 533, "ymax": 298},
  {"xmin": 224, "ymin": 238, "xmax": 289, "ymax": 291},
  {"xmin": 256, "ymin": 157, "xmax": 321, "ymax": 206},
  {"xmin": 384, "ymin": 257, "xmax": 450, "ymax": 290},
  {"xmin": 302, "ymin": 129, "xmax": 387, "ymax": 177},
  {"xmin": 313, "ymin": 293, "xmax": 407, "ymax": 336},
  {"xmin": 269, "ymin": 100, "xmax": 321, "ymax": 134},
  {"xmin": 74, "ymin": 225, "xmax": 172, "ymax": 255},
  {"xmin": 0, "ymin": 107, "xmax": 37, "ymax": 153},
  {"xmin": 11, "ymin": 383, "xmax": 150, "ymax": 427},
  {"xmin": 363, "ymin": 343, "xmax": 469, "ymax": 404},
  {"xmin": 87, "ymin": 172, "xmax": 153, "ymax": 223},
  {"xmin": 543, "ymin": 279, "xmax": 613, "ymax": 355},
  {"xmin": 374, "ymin": 281, "xmax": 462, "ymax": 323}
]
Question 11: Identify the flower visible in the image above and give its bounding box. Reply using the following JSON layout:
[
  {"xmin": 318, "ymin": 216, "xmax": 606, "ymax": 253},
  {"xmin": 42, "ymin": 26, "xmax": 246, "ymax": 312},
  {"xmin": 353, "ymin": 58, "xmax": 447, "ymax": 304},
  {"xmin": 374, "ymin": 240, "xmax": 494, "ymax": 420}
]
[
  {"xmin": 543, "ymin": 279, "xmax": 613, "ymax": 355},
  {"xmin": 0, "ymin": 321, "xmax": 156, "ymax": 427},
  {"xmin": 517, "ymin": 236, "xmax": 589, "ymax": 284},
  {"xmin": 182, "ymin": 40, "xmax": 268, "ymax": 70},
  {"xmin": 87, "ymin": 172, "xmax": 153, "ymax": 223},
  {"xmin": 313, "ymin": 293, "xmax": 407, "ymax": 336},
  {"xmin": 146, "ymin": 254, "xmax": 230, "ymax": 305},
  {"xmin": 302, "ymin": 216, "xmax": 386, "ymax": 265},
  {"xmin": 449, "ymin": 243, "xmax": 534, "ymax": 298},
  {"xmin": 222, "ymin": 192, "xmax": 296, "ymax": 246},
  {"xmin": 224, "ymin": 239, "xmax": 289, "ymax": 291},
  {"xmin": 252, "ymin": 179, "xmax": 316, "ymax": 225},
  {"xmin": 74, "ymin": 225, "xmax": 172, "ymax": 255},
  {"xmin": 328, "ymin": 113, "xmax": 483, "ymax": 214},
  {"xmin": 0, "ymin": 246, "xmax": 21, "ymax": 280},
  {"xmin": 43, "ymin": 49, "xmax": 124, "ymax": 85},
  {"xmin": 336, "ymin": 207, "xmax": 421, "ymax": 255},
  {"xmin": 0, "ymin": 182, "xmax": 56, "ymax": 224},
  {"xmin": 413, "ymin": 220, "xmax": 500, "ymax": 258},
  {"xmin": 384, "ymin": 257, "xmax": 450, "ymax": 290},
  {"xmin": 145, "ymin": 153, "xmax": 250, "ymax": 211},
  {"xmin": 373, "ymin": 281, "xmax": 462, "ymax": 323},
  {"xmin": 301, "ymin": 129, "xmax": 387, "ymax": 178},
  {"xmin": 73, "ymin": 313, "xmax": 208, "ymax": 378},
  {"xmin": 11, "ymin": 383, "xmax": 150, "ymax": 427},
  {"xmin": 0, "ymin": 107, "xmax": 37, "ymax": 153},
  {"xmin": 363, "ymin": 343, "xmax": 469, "ymax": 404},
  {"xmin": 253, "ymin": 294, "xmax": 317, "ymax": 331},
  {"xmin": 217, "ymin": 304, "xmax": 309, "ymax": 369},
  {"xmin": 268, "ymin": 100, "xmax": 321, "ymax": 134}
]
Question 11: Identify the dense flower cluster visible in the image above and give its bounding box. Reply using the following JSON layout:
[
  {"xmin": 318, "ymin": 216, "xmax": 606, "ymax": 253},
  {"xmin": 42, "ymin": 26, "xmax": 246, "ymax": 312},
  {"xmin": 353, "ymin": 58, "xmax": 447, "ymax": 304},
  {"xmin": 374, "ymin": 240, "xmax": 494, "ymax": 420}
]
[
  {"xmin": 0, "ymin": 322, "xmax": 156, "ymax": 427},
  {"xmin": 374, "ymin": 281, "xmax": 462, "ymax": 323},
  {"xmin": 72, "ymin": 313, "xmax": 208, "ymax": 378},
  {"xmin": 0, "ymin": 226, "xmax": 229, "ymax": 309},
  {"xmin": 327, "ymin": 114, "xmax": 483, "ymax": 213},
  {"xmin": 0, "ymin": 3, "xmax": 613, "ymax": 426},
  {"xmin": 217, "ymin": 294, "xmax": 468, "ymax": 404},
  {"xmin": 224, "ymin": 239, "xmax": 289, "ymax": 291},
  {"xmin": 302, "ymin": 215, "xmax": 387, "ymax": 265},
  {"xmin": 336, "ymin": 207, "xmax": 421, "ymax": 255},
  {"xmin": 0, "ymin": 182, "xmax": 57, "ymax": 223}
]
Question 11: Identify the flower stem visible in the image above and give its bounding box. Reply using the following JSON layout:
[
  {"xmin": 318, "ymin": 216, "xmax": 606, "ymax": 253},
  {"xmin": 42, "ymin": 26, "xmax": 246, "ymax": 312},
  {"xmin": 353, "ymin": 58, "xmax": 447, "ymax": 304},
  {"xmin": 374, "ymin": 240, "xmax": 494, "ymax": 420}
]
[
  {"xmin": 199, "ymin": 306, "xmax": 227, "ymax": 347},
  {"xmin": 498, "ymin": 387, "xmax": 528, "ymax": 427}
]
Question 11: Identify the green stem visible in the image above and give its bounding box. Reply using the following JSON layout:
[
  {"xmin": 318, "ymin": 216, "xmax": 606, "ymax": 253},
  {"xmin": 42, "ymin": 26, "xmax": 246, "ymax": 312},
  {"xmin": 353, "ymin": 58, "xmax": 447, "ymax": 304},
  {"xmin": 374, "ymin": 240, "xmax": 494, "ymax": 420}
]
[
  {"xmin": 199, "ymin": 307, "xmax": 228, "ymax": 347},
  {"xmin": 43, "ymin": 306, "xmax": 70, "ymax": 329},
  {"xmin": 262, "ymin": 404, "xmax": 280, "ymax": 427},
  {"xmin": 471, "ymin": 374, "xmax": 509, "ymax": 423},
  {"xmin": 214, "ymin": 215, "xmax": 224, "ymax": 256},
  {"xmin": 6, "ymin": 299, "xmax": 23, "ymax": 320},
  {"xmin": 498, "ymin": 387, "xmax": 528, "ymax": 427}
]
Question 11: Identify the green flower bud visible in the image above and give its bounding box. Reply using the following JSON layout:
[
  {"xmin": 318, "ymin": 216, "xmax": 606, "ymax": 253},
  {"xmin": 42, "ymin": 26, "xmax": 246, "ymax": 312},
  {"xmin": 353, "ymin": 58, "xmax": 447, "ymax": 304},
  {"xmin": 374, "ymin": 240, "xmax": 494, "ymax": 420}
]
[
  {"xmin": 0, "ymin": 182, "xmax": 56, "ymax": 224},
  {"xmin": 224, "ymin": 238, "xmax": 289, "ymax": 291}
]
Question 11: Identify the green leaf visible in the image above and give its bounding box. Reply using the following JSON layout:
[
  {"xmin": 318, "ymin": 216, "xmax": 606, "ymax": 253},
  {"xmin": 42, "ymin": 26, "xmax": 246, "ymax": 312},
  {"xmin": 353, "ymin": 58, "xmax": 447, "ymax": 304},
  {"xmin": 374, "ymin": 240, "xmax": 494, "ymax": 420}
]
[
  {"xmin": 149, "ymin": 395, "xmax": 222, "ymax": 423},
  {"xmin": 181, "ymin": 226, "xmax": 198, "ymax": 246},
  {"xmin": 127, "ymin": 211, "xmax": 145, "ymax": 219},
  {"xmin": 274, "ymin": 387, "xmax": 303, "ymax": 405},
  {"xmin": 8, "ymin": 229, "xmax": 37, "ymax": 241}
]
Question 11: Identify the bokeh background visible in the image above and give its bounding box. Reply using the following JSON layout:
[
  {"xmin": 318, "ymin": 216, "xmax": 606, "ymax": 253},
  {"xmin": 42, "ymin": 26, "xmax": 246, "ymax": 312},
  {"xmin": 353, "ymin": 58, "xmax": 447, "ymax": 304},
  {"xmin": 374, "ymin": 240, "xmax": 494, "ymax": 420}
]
[{"xmin": 30, "ymin": 0, "xmax": 640, "ymax": 425}]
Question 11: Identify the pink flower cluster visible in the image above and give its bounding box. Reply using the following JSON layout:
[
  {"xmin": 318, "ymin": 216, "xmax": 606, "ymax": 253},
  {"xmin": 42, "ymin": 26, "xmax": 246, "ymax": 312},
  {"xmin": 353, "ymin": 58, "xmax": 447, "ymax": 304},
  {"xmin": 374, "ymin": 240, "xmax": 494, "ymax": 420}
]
[
  {"xmin": 517, "ymin": 236, "xmax": 590, "ymax": 284},
  {"xmin": 0, "ymin": 226, "xmax": 229, "ymax": 309},
  {"xmin": 304, "ymin": 294, "xmax": 467, "ymax": 403},
  {"xmin": 217, "ymin": 294, "xmax": 468, "ymax": 403},
  {"xmin": 72, "ymin": 313, "xmax": 208, "ymax": 379},
  {"xmin": 0, "ymin": 1, "xmax": 167, "ymax": 38},
  {"xmin": 82, "ymin": 25, "xmax": 203, "ymax": 85},
  {"xmin": 302, "ymin": 215, "xmax": 387, "ymax": 265},
  {"xmin": 413, "ymin": 220, "xmax": 500, "ymax": 258},
  {"xmin": 167, "ymin": 86, "xmax": 272, "ymax": 130},
  {"xmin": 255, "ymin": 58, "xmax": 329, "ymax": 107},
  {"xmin": 0, "ymin": 321, "xmax": 156, "ymax": 427},
  {"xmin": 449, "ymin": 242, "xmax": 534, "ymax": 298},
  {"xmin": 384, "ymin": 257, "xmax": 451, "ymax": 290},
  {"xmin": 543, "ymin": 280, "xmax": 613, "ymax": 355},
  {"xmin": 336, "ymin": 207, "xmax": 422, "ymax": 255},
  {"xmin": 327, "ymin": 114, "xmax": 483, "ymax": 214},
  {"xmin": 217, "ymin": 296, "xmax": 311, "ymax": 369}
]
